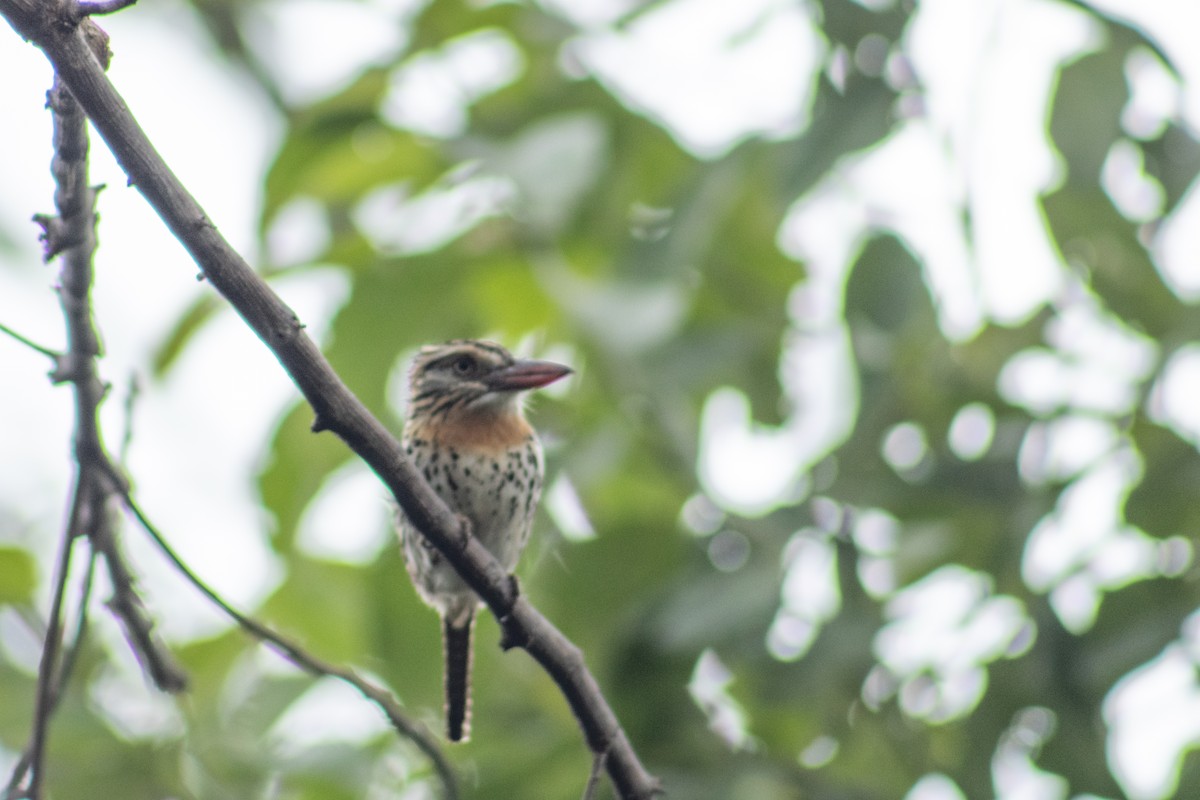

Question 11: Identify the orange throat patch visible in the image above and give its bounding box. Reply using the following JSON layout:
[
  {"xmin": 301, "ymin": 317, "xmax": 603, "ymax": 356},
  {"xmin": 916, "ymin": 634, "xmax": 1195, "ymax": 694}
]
[{"xmin": 407, "ymin": 407, "xmax": 533, "ymax": 454}]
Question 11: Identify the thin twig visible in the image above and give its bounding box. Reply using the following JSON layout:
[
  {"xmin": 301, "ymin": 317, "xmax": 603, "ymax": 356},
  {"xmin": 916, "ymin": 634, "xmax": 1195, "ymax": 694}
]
[
  {"xmin": 117, "ymin": 373, "xmax": 139, "ymax": 464},
  {"xmin": 582, "ymin": 749, "xmax": 608, "ymax": 800},
  {"xmin": 114, "ymin": 490, "xmax": 460, "ymax": 800},
  {"xmin": 0, "ymin": 322, "xmax": 61, "ymax": 360},
  {"xmin": 2, "ymin": 548, "xmax": 97, "ymax": 800},
  {"xmin": 19, "ymin": 488, "xmax": 82, "ymax": 800},
  {"xmin": 55, "ymin": 544, "xmax": 98, "ymax": 700}
]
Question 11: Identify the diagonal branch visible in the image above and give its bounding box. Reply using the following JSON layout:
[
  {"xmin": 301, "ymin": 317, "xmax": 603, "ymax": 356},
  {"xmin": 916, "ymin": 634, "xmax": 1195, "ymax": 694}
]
[{"xmin": 0, "ymin": 2, "xmax": 659, "ymax": 797}]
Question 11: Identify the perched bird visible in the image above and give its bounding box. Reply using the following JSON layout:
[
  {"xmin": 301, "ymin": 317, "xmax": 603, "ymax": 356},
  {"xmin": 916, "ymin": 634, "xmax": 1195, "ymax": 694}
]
[{"xmin": 395, "ymin": 339, "xmax": 572, "ymax": 742}]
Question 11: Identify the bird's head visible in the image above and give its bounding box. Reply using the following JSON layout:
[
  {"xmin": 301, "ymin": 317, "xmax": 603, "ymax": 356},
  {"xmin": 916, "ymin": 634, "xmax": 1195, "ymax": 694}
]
[{"xmin": 406, "ymin": 340, "xmax": 572, "ymax": 422}]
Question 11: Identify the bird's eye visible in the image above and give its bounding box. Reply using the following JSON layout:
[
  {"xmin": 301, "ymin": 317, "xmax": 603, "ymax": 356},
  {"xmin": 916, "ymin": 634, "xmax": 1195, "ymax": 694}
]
[{"xmin": 452, "ymin": 355, "xmax": 476, "ymax": 375}]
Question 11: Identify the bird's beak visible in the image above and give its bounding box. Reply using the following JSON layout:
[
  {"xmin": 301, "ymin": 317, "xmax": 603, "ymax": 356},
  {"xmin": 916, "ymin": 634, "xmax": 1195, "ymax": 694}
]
[{"xmin": 487, "ymin": 359, "xmax": 573, "ymax": 391}]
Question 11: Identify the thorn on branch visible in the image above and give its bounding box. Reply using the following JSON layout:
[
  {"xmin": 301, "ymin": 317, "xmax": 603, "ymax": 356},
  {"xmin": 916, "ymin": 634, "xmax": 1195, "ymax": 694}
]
[
  {"xmin": 266, "ymin": 315, "xmax": 305, "ymax": 349},
  {"xmin": 33, "ymin": 214, "xmax": 75, "ymax": 261}
]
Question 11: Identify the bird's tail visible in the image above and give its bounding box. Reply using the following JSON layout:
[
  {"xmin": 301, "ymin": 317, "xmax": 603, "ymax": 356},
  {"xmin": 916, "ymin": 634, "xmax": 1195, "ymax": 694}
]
[{"xmin": 443, "ymin": 613, "xmax": 474, "ymax": 742}]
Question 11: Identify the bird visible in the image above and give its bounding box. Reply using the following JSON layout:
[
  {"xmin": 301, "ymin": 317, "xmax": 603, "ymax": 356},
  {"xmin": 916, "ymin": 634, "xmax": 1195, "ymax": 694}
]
[{"xmin": 394, "ymin": 339, "xmax": 572, "ymax": 742}]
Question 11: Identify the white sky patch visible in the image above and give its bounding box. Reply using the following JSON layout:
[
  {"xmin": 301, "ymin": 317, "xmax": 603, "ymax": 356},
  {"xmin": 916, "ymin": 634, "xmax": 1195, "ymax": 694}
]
[
  {"xmin": 999, "ymin": 291, "xmax": 1159, "ymax": 419},
  {"xmin": 297, "ymin": 461, "xmax": 392, "ymax": 563},
  {"xmin": 1102, "ymin": 139, "xmax": 1166, "ymax": 222},
  {"xmin": 679, "ymin": 494, "xmax": 726, "ymax": 536},
  {"xmin": 382, "ymin": 28, "xmax": 525, "ymax": 137},
  {"xmin": 854, "ymin": 508, "xmax": 900, "ymax": 598},
  {"xmin": 781, "ymin": 120, "xmax": 981, "ymax": 339},
  {"xmin": 544, "ymin": 473, "xmax": 597, "ymax": 542},
  {"xmin": 354, "ymin": 174, "xmax": 516, "ymax": 255},
  {"xmin": 480, "ymin": 113, "xmax": 610, "ymax": 236},
  {"xmin": 575, "ymin": 0, "xmax": 825, "ymax": 158},
  {"xmin": 698, "ymin": 388, "xmax": 805, "ymax": 517},
  {"xmin": 89, "ymin": 656, "xmax": 185, "ymax": 741},
  {"xmin": 1149, "ymin": 344, "xmax": 1200, "ymax": 444},
  {"xmin": 100, "ymin": 7, "xmax": 281, "ymax": 267},
  {"xmin": 798, "ymin": 734, "xmax": 839, "ymax": 769},
  {"xmin": 1154, "ymin": 177, "xmax": 1200, "ymax": 299},
  {"xmin": 906, "ymin": 773, "xmax": 967, "ymax": 800},
  {"xmin": 1023, "ymin": 452, "xmax": 1137, "ymax": 590},
  {"xmin": 768, "ymin": 532, "xmax": 841, "ymax": 661},
  {"xmin": 248, "ymin": 0, "xmax": 410, "ymax": 106},
  {"xmin": 1070, "ymin": 0, "xmax": 1200, "ymax": 301},
  {"xmin": 1085, "ymin": 0, "xmax": 1200, "ymax": 128},
  {"xmin": 538, "ymin": 0, "xmax": 636, "ymax": 28},
  {"xmin": 1105, "ymin": 641, "xmax": 1200, "ymax": 800},
  {"xmin": 874, "ymin": 565, "xmax": 1031, "ymax": 723},
  {"xmin": 688, "ymin": 649, "xmax": 752, "ymax": 750},
  {"xmin": 1017, "ymin": 415, "xmax": 1119, "ymax": 484},
  {"xmin": 1021, "ymin": 450, "xmax": 1162, "ymax": 633},
  {"xmin": 882, "ymin": 422, "xmax": 930, "ymax": 474},
  {"xmin": 266, "ymin": 197, "xmax": 333, "ymax": 269},
  {"xmin": 781, "ymin": 183, "xmax": 871, "ymax": 329},
  {"xmin": 992, "ymin": 708, "xmax": 1069, "ymax": 800},
  {"xmin": 270, "ymin": 675, "xmax": 392, "ymax": 751},
  {"xmin": 1122, "ymin": 47, "xmax": 1180, "ymax": 140},
  {"xmin": 948, "ymin": 403, "xmax": 996, "ymax": 461},
  {"xmin": 907, "ymin": 0, "xmax": 1100, "ymax": 325},
  {"xmin": 699, "ymin": 319, "xmax": 856, "ymax": 517}
]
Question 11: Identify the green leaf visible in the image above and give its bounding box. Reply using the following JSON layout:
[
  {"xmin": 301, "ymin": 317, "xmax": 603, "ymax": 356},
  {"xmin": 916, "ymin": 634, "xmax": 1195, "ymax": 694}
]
[
  {"xmin": 150, "ymin": 293, "xmax": 222, "ymax": 377},
  {"xmin": 0, "ymin": 546, "xmax": 35, "ymax": 604}
]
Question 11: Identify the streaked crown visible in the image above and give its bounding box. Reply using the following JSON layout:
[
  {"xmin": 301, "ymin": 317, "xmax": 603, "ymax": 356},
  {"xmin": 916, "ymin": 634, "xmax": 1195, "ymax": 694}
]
[{"xmin": 406, "ymin": 340, "xmax": 571, "ymax": 422}]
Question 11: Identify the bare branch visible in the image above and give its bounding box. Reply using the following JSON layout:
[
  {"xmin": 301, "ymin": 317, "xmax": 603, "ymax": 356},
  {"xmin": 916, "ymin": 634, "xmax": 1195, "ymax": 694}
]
[
  {"xmin": 0, "ymin": 2, "xmax": 659, "ymax": 796},
  {"xmin": 115, "ymin": 490, "xmax": 460, "ymax": 800}
]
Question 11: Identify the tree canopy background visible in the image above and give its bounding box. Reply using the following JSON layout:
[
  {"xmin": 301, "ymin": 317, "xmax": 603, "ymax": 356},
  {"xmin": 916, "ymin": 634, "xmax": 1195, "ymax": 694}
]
[{"xmin": 2, "ymin": 0, "xmax": 1200, "ymax": 798}]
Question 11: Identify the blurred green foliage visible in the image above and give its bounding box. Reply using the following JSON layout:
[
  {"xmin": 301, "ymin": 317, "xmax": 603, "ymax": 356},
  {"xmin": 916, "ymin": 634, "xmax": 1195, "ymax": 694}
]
[{"xmin": 6, "ymin": 0, "xmax": 1200, "ymax": 799}]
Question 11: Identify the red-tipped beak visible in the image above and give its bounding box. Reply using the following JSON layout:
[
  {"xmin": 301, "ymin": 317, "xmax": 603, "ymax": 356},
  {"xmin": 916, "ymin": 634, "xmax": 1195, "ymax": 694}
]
[{"xmin": 487, "ymin": 359, "xmax": 573, "ymax": 391}]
